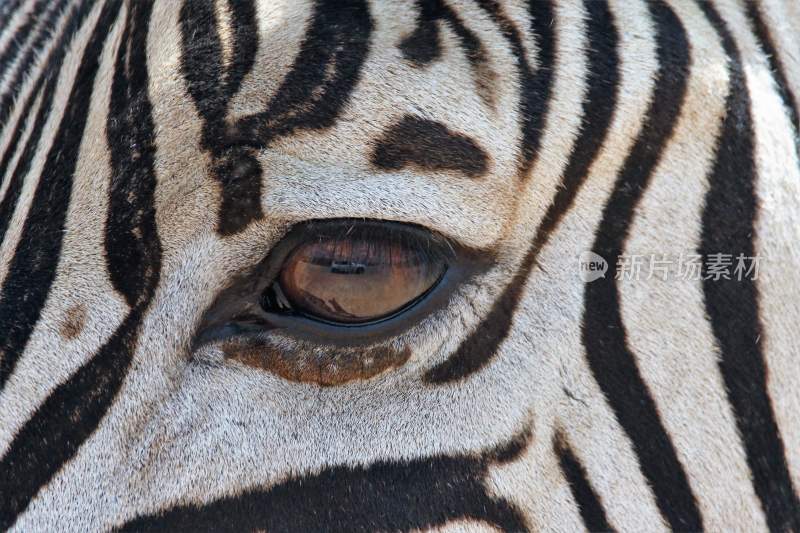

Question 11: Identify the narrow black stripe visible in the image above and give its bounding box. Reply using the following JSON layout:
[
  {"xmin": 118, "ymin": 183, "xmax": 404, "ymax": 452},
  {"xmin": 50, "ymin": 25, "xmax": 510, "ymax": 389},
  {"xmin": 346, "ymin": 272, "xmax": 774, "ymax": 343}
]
[
  {"xmin": 231, "ymin": 0, "xmax": 373, "ymax": 147},
  {"xmin": 0, "ymin": 0, "xmax": 162, "ymax": 527},
  {"xmin": 581, "ymin": 2, "xmax": 702, "ymax": 530},
  {"xmin": 0, "ymin": 0, "xmax": 99, "ymax": 390},
  {"xmin": 0, "ymin": 0, "xmax": 49, "ymax": 82},
  {"xmin": 744, "ymin": 1, "xmax": 800, "ymax": 163},
  {"xmin": 530, "ymin": 0, "xmax": 620, "ymax": 264},
  {"xmin": 178, "ymin": 0, "xmax": 262, "ymax": 236},
  {"xmin": 554, "ymin": 433, "xmax": 615, "ymax": 533},
  {"xmin": 399, "ymin": 0, "xmax": 496, "ymax": 108},
  {"xmin": 425, "ymin": 0, "xmax": 619, "ymax": 384},
  {"xmin": 179, "ymin": 0, "xmax": 230, "ymax": 148},
  {"xmin": 0, "ymin": 71, "xmax": 46, "ymax": 202},
  {"xmin": 475, "ymin": 0, "xmax": 556, "ymax": 178},
  {"xmin": 697, "ymin": 2, "xmax": 800, "ymax": 531},
  {"xmin": 0, "ymin": 0, "xmax": 71, "ymax": 130},
  {"xmin": 0, "ymin": 0, "xmax": 25, "ymax": 38},
  {"xmin": 119, "ymin": 428, "xmax": 532, "ymax": 533}
]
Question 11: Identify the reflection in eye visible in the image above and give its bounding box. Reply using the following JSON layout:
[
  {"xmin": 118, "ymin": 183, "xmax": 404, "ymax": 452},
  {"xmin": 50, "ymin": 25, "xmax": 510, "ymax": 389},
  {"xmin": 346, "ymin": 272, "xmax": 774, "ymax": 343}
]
[{"xmin": 276, "ymin": 236, "xmax": 447, "ymax": 324}]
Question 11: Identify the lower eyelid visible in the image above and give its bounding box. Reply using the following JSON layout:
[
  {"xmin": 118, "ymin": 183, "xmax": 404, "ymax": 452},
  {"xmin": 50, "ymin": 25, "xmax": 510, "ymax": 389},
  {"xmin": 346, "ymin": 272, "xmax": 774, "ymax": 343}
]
[{"xmin": 219, "ymin": 336, "xmax": 413, "ymax": 386}]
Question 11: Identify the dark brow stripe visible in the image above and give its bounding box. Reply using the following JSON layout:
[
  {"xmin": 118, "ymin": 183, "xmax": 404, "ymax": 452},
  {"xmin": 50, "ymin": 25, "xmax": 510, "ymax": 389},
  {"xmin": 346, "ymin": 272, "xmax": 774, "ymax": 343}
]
[
  {"xmin": 475, "ymin": 0, "xmax": 556, "ymax": 179},
  {"xmin": 0, "ymin": 0, "xmax": 71, "ymax": 130},
  {"xmin": 554, "ymin": 433, "xmax": 615, "ymax": 533},
  {"xmin": 581, "ymin": 2, "xmax": 702, "ymax": 530},
  {"xmin": 371, "ymin": 115, "xmax": 489, "ymax": 178},
  {"xmin": 0, "ymin": 0, "xmax": 163, "ymax": 527},
  {"xmin": 697, "ymin": 2, "xmax": 800, "ymax": 530},
  {"xmin": 425, "ymin": 0, "xmax": 619, "ymax": 384},
  {"xmin": 118, "ymin": 428, "xmax": 532, "ymax": 533},
  {"xmin": 0, "ymin": 0, "xmax": 126, "ymax": 526},
  {"xmin": 743, "ymin": 1, "xmax": 800, "ymax": 165},
  {"xmin": 0, "ymin": 0, "xmax": 101, "ymax": 392}
]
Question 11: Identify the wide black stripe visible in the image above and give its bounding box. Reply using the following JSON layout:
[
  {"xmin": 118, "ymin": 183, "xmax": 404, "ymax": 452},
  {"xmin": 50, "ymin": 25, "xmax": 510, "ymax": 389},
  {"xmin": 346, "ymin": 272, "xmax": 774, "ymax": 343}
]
[
  {"xmin": 0, "ymin": 0, "xmax": 102, "ymax": 390},
  {"xmin": 554, "ymin": 433, "xmax": 615, "ymax": 533},
  {"xmin": 0, "ymin": 0, "xmax": 163, "ymax": 527},
  {"xmin": 119, "ymin": 428, "xmax": 532, "ymax": 533},
  {"xmin": 0, "ymin": 0, "xmax": 71, "ymax": 130},
  {"xmin": 697, "ymin": 3, "xmax": 800, "ymax": 531},
  {"xmin": 475, "ymin": 0, "xmax": 555, "ymax": 178},
  {"xmin": 581, "ymin": 2, "xmax": 702, "ymax": 530},
  {"xmin": 744, "ymin": 1, "xmax": 800, "ymax": 163},
  {"xmin": 425, "ymin": 0, "xmax": 619, "ymax": 384}
]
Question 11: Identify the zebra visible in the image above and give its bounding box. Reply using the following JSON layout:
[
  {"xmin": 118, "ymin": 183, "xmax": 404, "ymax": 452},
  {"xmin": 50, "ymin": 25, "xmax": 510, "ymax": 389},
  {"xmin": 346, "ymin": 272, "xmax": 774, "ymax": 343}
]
[{"xmin": 0, "ymin": 0, "xmax": 798, "ymax": 530}]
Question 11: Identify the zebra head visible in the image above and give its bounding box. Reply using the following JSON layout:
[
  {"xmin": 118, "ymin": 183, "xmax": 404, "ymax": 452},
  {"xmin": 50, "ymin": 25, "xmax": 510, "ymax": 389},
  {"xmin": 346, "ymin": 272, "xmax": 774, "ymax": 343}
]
[{"xmin": 1, "ymin": 0, "xmax": 799, "ymax": 531}]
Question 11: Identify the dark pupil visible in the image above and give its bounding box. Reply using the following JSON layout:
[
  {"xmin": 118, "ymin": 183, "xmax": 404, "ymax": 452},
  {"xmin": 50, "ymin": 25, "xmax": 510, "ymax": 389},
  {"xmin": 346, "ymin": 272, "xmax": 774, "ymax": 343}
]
[{"xmin": 279, "ymin": 238, "xmax": 443, "ymax": 324}]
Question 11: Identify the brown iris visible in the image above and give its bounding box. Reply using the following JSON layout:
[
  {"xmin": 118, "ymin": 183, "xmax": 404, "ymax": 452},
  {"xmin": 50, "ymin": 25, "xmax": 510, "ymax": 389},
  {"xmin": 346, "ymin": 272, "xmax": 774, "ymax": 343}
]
[{"xmin": 279, "ymin": 237, "xmax": 446, "ymax": 324}]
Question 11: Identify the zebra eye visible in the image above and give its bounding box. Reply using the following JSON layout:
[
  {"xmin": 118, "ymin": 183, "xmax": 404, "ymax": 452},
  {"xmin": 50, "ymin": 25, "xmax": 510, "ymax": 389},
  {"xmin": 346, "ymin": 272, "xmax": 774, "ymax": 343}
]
[{"xmin": 269, "ymin": 235, "xmax": 446, "ymax": 325}]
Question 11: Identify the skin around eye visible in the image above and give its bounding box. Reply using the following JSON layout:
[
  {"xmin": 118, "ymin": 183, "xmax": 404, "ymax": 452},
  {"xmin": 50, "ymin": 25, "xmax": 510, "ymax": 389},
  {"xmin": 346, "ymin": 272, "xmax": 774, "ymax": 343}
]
[{"xmin": 279, "ymin": 238, "xmax": 446, "ymax": 324}]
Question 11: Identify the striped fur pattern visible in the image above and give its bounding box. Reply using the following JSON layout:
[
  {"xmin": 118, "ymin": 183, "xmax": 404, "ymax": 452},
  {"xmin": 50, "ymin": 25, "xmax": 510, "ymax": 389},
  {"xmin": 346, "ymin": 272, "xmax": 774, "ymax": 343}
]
[{"xmin": 1, "ymin": 0, "xmax": 799, "ymax": 530}]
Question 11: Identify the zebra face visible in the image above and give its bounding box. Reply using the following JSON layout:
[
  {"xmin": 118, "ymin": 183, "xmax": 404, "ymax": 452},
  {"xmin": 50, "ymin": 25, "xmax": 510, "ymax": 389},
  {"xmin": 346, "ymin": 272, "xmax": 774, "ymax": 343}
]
[{"xmin": 2, "ymin": 0, "xmax": 799, "ymax": 531}]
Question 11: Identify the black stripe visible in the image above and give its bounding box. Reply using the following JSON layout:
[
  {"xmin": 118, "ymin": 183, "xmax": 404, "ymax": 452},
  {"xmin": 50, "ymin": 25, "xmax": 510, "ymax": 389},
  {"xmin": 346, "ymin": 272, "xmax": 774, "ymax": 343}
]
[
  {"xmin": 229, "ymin": 0, "xmax": 373, "ymax": 147},
  {"xmin": 0, "ymin": 0, "xmax": 97, "ymax": 243},
  {"xmin": 371, "ymin": 115, "xmax": 489, "ymax": 178},
  {"xmin": 227, "ymin": 0, "xmax": 372, "ymax": 234},
  {"xmin": 581, "ymin": 1, "xmax": 702, "ymax": 530},
  {"xmin": 425, "ymin": 0, "xmax": 619, "ymax": 384},
  {"xmin": 0, "ymin": 0, "xmax": 102, "ymax": 390},
  {"xmin": 0, "ymin": 0, "xmax": 25, "ymax": 36},
  {"xmin": 178, "ymin": 0, "xmax": 262, "ymax": 236},
  {"xmin": 0, "ymin": 0, "xmax": 49, "ymax": 82},
  {"xmin": 530, "ymin": 0, "xmax": 619, "ymax": 253},
  {"xmin": 554, "ymin": 433, "xmax": 615, "ymax": 533},
  {"xmin": 475, "ymin": 0, "xmax": 556, "ymax": 178},
  {"xmin": 399, "ymin": 0, "xmax": 496, "ymax": 107},
  {"xmin": 119, "ymin": 428, "xmax": 532, "ymax": 533},
  {"xmin": 697, "ymin": 3, "xmax": 800, "ymax": 531},
  {"xmin": 0, "ymin": 69, "xmax": 46, "ymax": 202},
  {"xmin": 0, "ymin": 0, "xmax": 71, "ymax": 130},
  {"xmin": 744, "ymin": 1, "xmax": 800, "ymax": 163},
  {"xmin": 0, "ymin": 0, "xmax": 162, "ymax": 527},
  {"xmin": 0, "ymin": 0, "xmax": 125, "ymax": 525}
]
